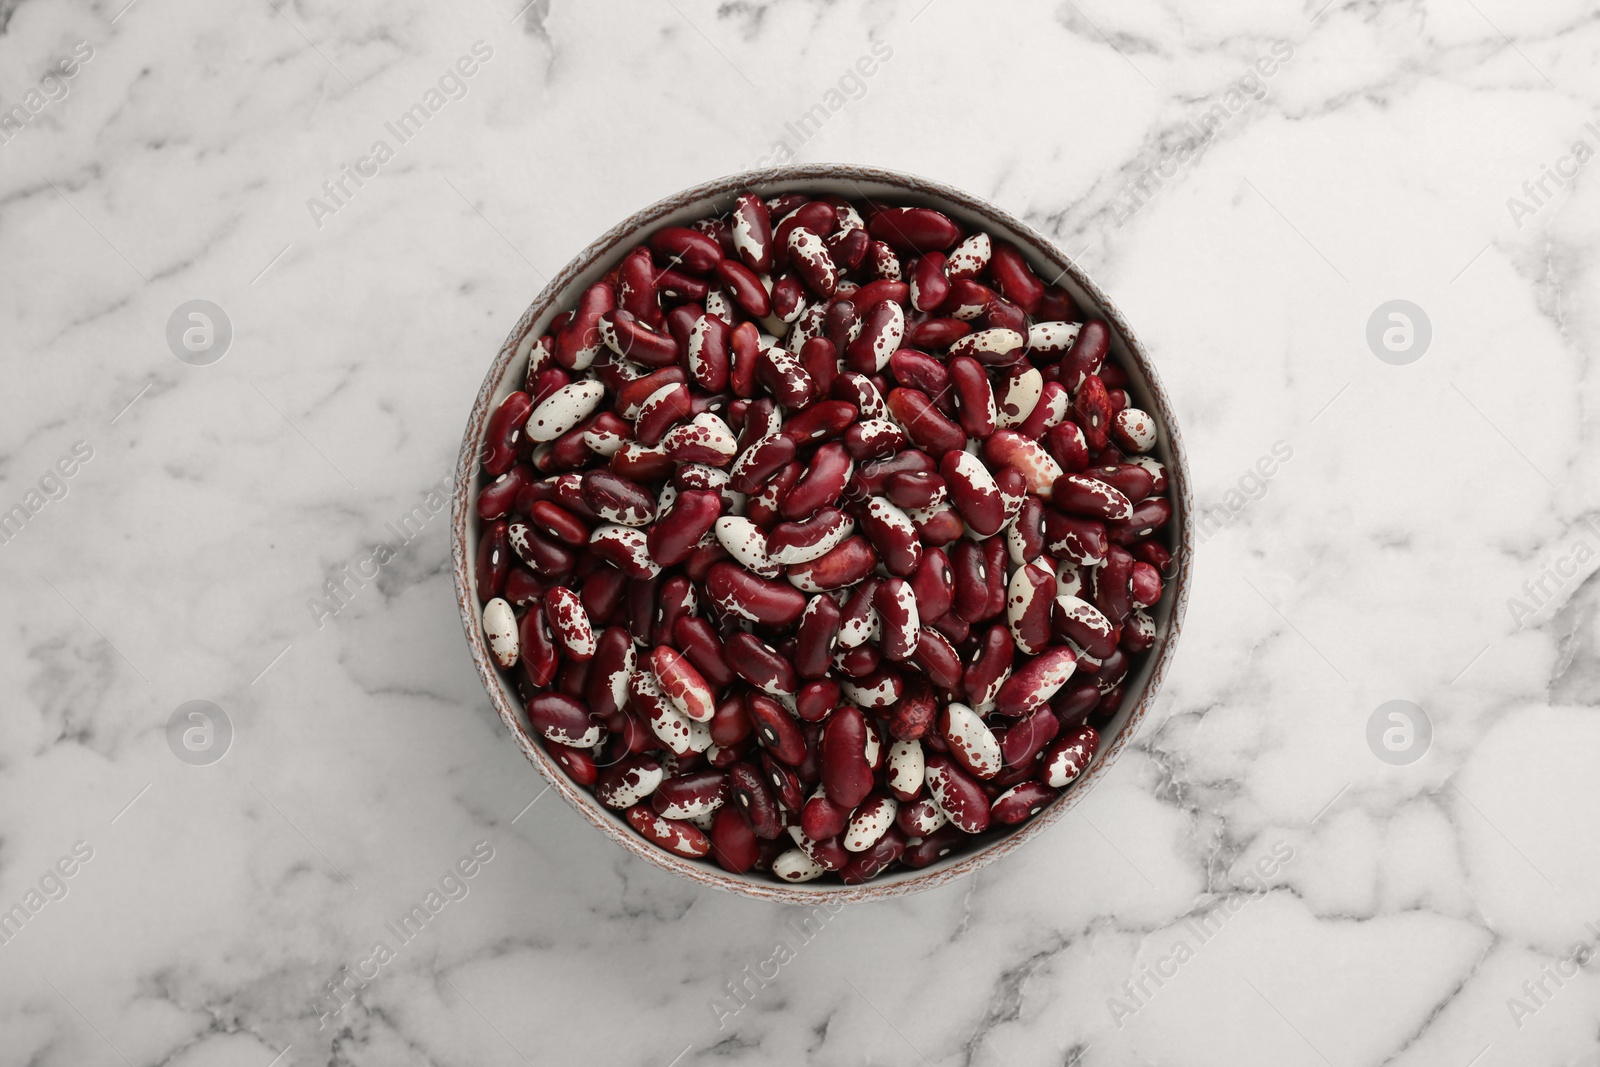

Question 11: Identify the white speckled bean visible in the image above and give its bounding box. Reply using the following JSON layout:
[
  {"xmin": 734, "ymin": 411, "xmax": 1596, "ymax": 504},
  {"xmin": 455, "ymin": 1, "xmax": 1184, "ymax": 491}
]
[{"xmin": 527, "ymin": 379, "xmax": 605, "ymax": 442}]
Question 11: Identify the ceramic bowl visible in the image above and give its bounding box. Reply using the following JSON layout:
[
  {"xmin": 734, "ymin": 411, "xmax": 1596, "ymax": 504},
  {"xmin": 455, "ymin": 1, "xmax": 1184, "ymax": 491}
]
[{"xmin": 451, "ymin": 164, "xmax": 1192, "ymax": 903}]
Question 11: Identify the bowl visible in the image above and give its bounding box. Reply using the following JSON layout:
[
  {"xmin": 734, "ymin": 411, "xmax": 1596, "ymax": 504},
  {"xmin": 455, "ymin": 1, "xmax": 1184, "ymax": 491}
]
[{"xmin": 451, "ymin": 164, "xmax": 1193, "ymax": 903}]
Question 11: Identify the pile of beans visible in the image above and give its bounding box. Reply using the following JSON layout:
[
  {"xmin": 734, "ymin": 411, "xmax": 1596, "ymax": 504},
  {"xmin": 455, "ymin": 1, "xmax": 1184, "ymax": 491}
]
[{"xmin": 474, "ymin": 190, "xmax": 1175, "ymax": 885}]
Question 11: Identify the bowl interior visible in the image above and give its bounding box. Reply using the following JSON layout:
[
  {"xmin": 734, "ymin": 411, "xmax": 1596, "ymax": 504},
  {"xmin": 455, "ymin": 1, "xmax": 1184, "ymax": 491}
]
[{"xmin": 452, "ymin": 165, "xmax": 1193, "ymax": 903}]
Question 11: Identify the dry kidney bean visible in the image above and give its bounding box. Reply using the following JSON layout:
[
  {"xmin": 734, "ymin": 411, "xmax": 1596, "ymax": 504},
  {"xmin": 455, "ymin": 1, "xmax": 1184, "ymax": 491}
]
[{"xmin": 476, "ymin": 188, "xmax": 1177, "ymax": 883}]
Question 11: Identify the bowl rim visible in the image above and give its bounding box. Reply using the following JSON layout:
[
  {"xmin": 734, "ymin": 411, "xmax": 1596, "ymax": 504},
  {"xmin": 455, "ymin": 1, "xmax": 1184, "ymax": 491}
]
[{"xmin": 451, "ymin": 163, "xmax": 1194, "ymax": 904}]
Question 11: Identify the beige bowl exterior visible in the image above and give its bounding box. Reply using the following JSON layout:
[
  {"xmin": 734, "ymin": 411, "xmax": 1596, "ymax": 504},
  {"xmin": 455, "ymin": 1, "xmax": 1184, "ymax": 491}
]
[{"xmin": 452, "ymin": 165, "xmax": 1193, "ymax": 904}]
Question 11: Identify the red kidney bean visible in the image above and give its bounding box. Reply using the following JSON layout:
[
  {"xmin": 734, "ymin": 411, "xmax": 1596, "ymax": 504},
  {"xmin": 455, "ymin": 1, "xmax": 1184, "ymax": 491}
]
[
  {"xmin": 843, "ymin": 418, "xmax": 908, "ymax": 460},
  {"xmin": 625, "ymin": 804, "xmax": 710, "ymax": 858},
  {"xmin": 901, "ymin": 824, "xmax": 964, "ymax": 868},
  {"xmin": 997, "ymin": 704, "xmax": 1060, "ymax": 769},
  {"xmin": 1051, "ymin": 473, "xmax": 1132, "ymax": 522},
  {"xmin": 715, "ymin": 258, "xmax": 771, "ymax": 319},
  {"xmin": 845, "ymin": 300, "xmax": 905, "ymax": 374},
  {"xmin": 851, "ymin": 279, "xmax": 908, "ymax": 311},
  {"xmin": 795, "ymin": 679, "xmax": 840, "ymax": 723},
  {"xmin": 886, "ymin": 387, "xmax": 965, "ymax": 457},
  {"xmin": 596, "ymin": 754, "xmax": 663, "ymax": 808},
  {"xmin": 948, "ymin": 326, "xmax": 1026, "ymax": 367},
  {"xmin": 888, "ymin": 477, "xmax": 947, "ymax": 519},
  {"xmin": 1006, "ymin": 497, "xmax": 1046, "ymax": 566},
  {"xmin": 1053, "ymin": 595, "xmax": 1119, "ymax": 659},
  {"xmin": 705, "ymin": 693, "xmax": 753, "ymax": 749},
  {"xmin": 626, "ymin": 575, "xmax": 660, "ymax": 648},
  {"xmin": 1051, "ymin": 679, "xmax": 1101, "ymax": 726},
  {"xmin": 703, "ymin": 565, "xmax": 805, "ymax": 629},
  {"xmin": 709, "ymin": 805, "xmax": 760, "ymax": 873},
  {"xmin": 983, "ymin": 296, "xmax": 1029, "ymax": 336},
  {"xmin": 874, "ymin": 577, "xmax": 920, "ymax": 662},
  {"xmin": 727, "ymin": 761, "xmax": 783, "ymax": 839},
  {"xmin": 767, "ymin": 509, "xmax": 854, "ymax": 569},
  {"xmin": 600, "ymin": 309, "xmax": 679, "ymax": 367},
  {"xmin": 652, "ymin": 767, "xmax": 727, "ymax": 819},
  {"xmin": 645, "ymin": 489, "xmax": 721, "ymax": 567},
  {"xmin": 774, "ymin": 201, "xmax": 837, "ymax": 257},
  {"xmin": 992, "ymin": 781, "xmax": 1056, "ymax": 825},
  {"xmin": 728, "ymin": 192, "xmax": 773, "ymax": 272},
  {"xmin": 950, "ymin": 539, "xmax": 990, "ymax": 624},
  {"xmin": 684, "ymin": 314, "xmax": 731, "ymax": 393},
  {"xmin": 727, "ymin": 432, "xmax": 796, "ymax": 495},
  {"xmin": 632, "ymin": 382, "xmax": 693, "ymax": 448},
  {"xmin": 1040, "ymin": 723, "xmax": 1098, "ymax": 788},
  {"xmin": 827, "ymin": 225, "xmax": 870, "ymax": 271},
  {"xmin": 1072, "ymin": 374, "xmax": 1113, "ymax": 452},
  {"xmin": 787, "ymin": 534, "xmax": 878, "ymax": 592},
  {"xmin": 910, "ymin": 252, "xmax": 950, "ymax": 313},
  {"xmin": 478, "ymin": 466, "xmax": 532, "ymax": 522},
  {"xmin": 868, "ymin": 207, "xmax": 961, "ymax": 253},
  {"xmin": 645, "ymin": 646, "xmax": 710, "ymax": 723},
  {"xmin": 801, "ymin": 789, "xmax": 851, "ymax": 842},
  {"xmin": 518, "ymin": 602, "xmax": 559, "ymax": 687},
  {"xmin": 527, "ymin": 692, "xmax": 604, "ymax": 748},
  {"xmin": 763, "ymin": 752, "xmax": 806, "ymax": 811},
  {"xmin": 503, "ymin": 567, "xmax": 546, "ymax": 607},
  {"xmin": 726, "ymin": 631, "xmax": 798, "ymax": 696},
  {"xmin": 738, "ymin": 692, "xmax": 801, "ymax": 766},
  {"xmin": 906, "ymin": 316, "xmax": 971, "ymax": 349},
  {"xmin": 549, "ymin": 743, "xmax": 598, "ymax": 787},
  {"xmin": 838, "ymin": 825, "xmax": 906, "ymax": 884},
  {"xmin": 925, "ymin": 753, "xmax": 990, "ymax": 833},
  {"xmin": 987, "ymin": 242, "xmax": 1044, "ymax": 314},
  {"xmin": 528, "ymin": 500, "xmax": 590, "ymax": 546},
  {"xmin": 1082, "ymin": 463, "xmax": 1155, "ymax": 504},
  {"xmin": 580, "ymin": 567, "xmax": 628, "ymax": 625},
  {"xmin": 1121, "ymin": 609, "xmax": 1157, "ymax": 654},
  {"xmin": 1096, "ymin": 545, "xmax": 1136, "ymax": 623},
  {"xmin": 584, "ymin": 625, "xmax": 634, "ymax": 721},
  {"xmin": 819, "ymin": 705, "xmax": 873, "ymax": 809},
  {"xmin": 477, "ymin": 520, "xmax": 511, "ymax": 598},
  {"xmin": 964, "ymin": 623, "xmax": 1015, "ymax": 707},
  {"xmin": 984, "ymin": 430, "xmax": 1065, "ymax": 495},
  {"xmin": 1006, "ymin": 561, "xmax": 1056, "ymax": 656},
  {"xmin": 908, "ymin": 626, "xmax": 960, "ymax": 688},
  {"xmin": 994, "ymin": 646, "xmax": 1078, "ymax": 716},
  {"xmin": 1107, "ymin": 496, "xmax": 1172, "ymax": 545},
  {"xmin": 781, "ymin": 401, "xmax": 855, "ymax": 448},
  {"xmin": 649, "ymin": 225, "xmax": 721, "ymax": 273},
  {"xmin": 888, "ymin": 352, "xmax": 951, "ymax": 411},
  {"xmin": 554, "ymin": 281, "xmax": 613, "ymax": 371},
  {"xmin": 851, "ymin": 450, "xmax": 931, "ymax": 501},
  {"xmin": 859, "ymin": 496, "xmax": 922, "ymax": 578},
  {"xmin": 1090, "ymin": 647, "xmax": 1130, "ymax": 692},
  {"xmin": 834, "ymin": 644, "xmax": 881, "ymax": 679},
  {"xmin": 509, "ymin": 521, "xmax": 576, "ymax": 577},
  {"xmin": 1060, "ymin": 319, "xmax": 1110, "ymax": 388},
  {"xmin": 483, "ymin": 391, "xmax": 534, "ymax": 476},
  {"xmin": 941, "ymin": 450, "xmax": 1005, "ymax": 537},
  {"xmin": 1043, "ymin": 510, "xmax": 1108, "ymax": 566},
  {"xmin": 794, "ymin": 594, "xmax": 844, "ymax": 679},
  {"xmin": 614, "ymin": 247, "xmax": 659, "ymax": 327},
  {"xmin": 1129, "ymin": 562, "xmax": 1162, "ymax": 609},
  {"xmin": 942, "ymin": 357, "xmax": 995, "ymax": 441}
]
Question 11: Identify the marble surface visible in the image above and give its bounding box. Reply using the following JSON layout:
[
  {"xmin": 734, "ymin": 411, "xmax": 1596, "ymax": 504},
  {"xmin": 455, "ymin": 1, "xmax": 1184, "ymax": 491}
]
[{"xmin": 2, "ymin": 0, "xmax": 1599, "ymax": 1064}]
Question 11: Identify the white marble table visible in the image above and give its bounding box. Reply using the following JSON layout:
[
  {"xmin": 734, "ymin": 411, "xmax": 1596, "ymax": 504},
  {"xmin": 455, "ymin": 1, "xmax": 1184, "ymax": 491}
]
[{"xmin": 2, "ymin": 1, "xmax": 1597, "ymax": 1064}]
